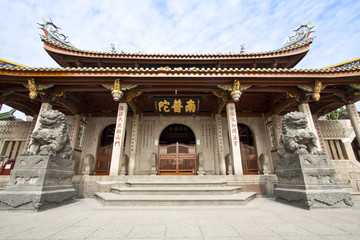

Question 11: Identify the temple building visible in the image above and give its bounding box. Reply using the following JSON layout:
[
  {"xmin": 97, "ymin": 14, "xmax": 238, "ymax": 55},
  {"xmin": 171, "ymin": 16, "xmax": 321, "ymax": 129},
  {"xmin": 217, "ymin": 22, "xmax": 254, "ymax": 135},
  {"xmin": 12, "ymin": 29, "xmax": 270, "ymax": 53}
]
[{"xmin": 1, "ymin": 21, "xmax": 360, "ymax": 202}]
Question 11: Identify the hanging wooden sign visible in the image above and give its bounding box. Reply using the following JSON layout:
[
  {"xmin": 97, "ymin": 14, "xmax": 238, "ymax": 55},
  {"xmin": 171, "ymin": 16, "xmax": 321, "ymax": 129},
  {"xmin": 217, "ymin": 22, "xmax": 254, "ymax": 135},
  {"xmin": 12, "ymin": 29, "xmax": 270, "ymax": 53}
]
[{"xmin": 153, "ymin": 98, "xmax": 201, "ymax": 115}]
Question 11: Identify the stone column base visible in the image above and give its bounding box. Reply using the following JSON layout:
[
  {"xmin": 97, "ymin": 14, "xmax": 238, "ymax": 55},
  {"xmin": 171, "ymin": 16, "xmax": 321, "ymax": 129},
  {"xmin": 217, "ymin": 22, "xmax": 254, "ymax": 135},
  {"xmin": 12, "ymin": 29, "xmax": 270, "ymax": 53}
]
[{"xmin": 274, "ymin": 188, "xmax": 353, "ymax": 209}]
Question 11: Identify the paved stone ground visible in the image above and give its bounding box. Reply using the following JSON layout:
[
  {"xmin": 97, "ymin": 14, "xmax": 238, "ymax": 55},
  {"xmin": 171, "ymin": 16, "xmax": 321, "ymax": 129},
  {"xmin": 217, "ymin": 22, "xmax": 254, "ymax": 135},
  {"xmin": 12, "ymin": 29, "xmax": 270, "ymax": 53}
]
[{"xmin": 0, "ymin": 198, "xmax": 360, "ymax": 240}]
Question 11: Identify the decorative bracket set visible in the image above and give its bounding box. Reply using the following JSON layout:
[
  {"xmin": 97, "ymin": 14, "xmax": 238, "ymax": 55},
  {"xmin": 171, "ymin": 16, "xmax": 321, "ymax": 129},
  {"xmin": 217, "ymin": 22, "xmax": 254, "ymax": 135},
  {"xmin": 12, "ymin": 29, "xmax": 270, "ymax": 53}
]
[
  {"xmin": 101, "ymin": 78, "xmax": 141, "ymax": 102},
  {"xmin": 102, "ymin": 78, "xmax": 142, "ymax": 113},
  {"xmin": 286, "ymin": 80, "xmax": 326, "ymax": 102},
  {"xmin": 213, "ymin": 79, "xmax": 252, "ymax": 102}
]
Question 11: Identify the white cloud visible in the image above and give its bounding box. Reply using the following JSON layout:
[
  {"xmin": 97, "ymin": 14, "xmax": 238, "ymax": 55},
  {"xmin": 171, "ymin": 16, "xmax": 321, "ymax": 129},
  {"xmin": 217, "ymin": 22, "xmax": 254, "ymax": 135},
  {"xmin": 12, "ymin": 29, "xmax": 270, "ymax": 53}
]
[
  {"xmin": 1, "ymin": 0, "xmax": 359, "ymax": 67},
  {"xmin": 1, "ymin": 0, "xmax": 360, "ymax": 117}
]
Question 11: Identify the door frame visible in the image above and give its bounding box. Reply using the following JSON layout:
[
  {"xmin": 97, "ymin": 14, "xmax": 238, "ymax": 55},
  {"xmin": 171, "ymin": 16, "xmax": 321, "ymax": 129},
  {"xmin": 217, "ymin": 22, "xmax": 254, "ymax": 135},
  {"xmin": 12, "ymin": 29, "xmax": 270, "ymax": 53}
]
[
  {"xmin": 94, "ymin": 143, "xmax": 113, "ymax": 175},
  {"xmin": 158, "ymin": 142, "xmax": 196, "ymax": 175}
]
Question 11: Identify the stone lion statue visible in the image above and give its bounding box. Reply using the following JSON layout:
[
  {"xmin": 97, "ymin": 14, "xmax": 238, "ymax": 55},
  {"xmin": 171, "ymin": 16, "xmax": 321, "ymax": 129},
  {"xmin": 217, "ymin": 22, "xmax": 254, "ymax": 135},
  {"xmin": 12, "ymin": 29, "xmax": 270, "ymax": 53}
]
[
  {"xmin": 24, "ymin": 110, "xmax": 73, "ymax": 159},
  {"xmin": 278, "ymin": 111, "xmax": 324, "ymax": 157}
]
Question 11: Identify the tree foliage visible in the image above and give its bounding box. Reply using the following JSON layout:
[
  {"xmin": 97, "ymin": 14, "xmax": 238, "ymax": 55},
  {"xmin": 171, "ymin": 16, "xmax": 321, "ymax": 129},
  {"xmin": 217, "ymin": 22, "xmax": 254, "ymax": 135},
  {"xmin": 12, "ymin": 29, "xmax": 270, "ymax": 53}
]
[{"xmin": 325, "ymin": 107, "xmax": 347, "ymax": 120}]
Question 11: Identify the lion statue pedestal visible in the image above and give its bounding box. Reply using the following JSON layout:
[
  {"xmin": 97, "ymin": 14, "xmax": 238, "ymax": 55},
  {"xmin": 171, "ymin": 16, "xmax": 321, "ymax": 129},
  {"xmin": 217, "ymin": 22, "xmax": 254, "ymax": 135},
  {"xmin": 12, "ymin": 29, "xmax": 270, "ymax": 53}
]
[
  {"xmin": 0, "ymin": 110, "xmax": 76, "ymax": 211},
  {"xmin": 274, "ymin": 111, "xmax": 353, "ymax": 209}
]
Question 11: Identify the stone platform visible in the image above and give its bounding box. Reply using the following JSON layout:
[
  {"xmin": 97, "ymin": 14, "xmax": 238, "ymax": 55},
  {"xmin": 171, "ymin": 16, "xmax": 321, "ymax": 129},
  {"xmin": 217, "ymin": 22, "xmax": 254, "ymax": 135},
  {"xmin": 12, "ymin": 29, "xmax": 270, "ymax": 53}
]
[
  {"xmin": 74, "ymin": 174, "xmax": 278, "ymax": 198},
  {"xmin": 95, "ymin": 179, "xmax": 256, "ymax": 206},
  {"xmin": 274, "ymin": 154, "xmax": 353, "ymax": 209},
  {"xmin": 0, "ymin": 155, "xmax": 76, "ymax": 211}
]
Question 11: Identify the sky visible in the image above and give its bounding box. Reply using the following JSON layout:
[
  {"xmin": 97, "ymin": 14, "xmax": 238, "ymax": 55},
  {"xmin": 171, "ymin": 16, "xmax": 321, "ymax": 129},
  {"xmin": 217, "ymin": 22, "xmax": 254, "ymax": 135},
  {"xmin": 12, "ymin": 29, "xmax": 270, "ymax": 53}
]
[{"xmin": 1, "ymin": 0, "xmax": 360, "ymax": 119}]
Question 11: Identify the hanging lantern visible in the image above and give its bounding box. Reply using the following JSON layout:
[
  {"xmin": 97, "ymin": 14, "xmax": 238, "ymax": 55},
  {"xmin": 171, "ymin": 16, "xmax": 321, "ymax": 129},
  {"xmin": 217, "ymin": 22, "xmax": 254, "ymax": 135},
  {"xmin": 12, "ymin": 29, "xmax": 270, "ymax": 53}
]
[
  {"xmin": 230, "ymin": 90, "xmax": 242, "ymax": 102},
  {"xmin": 111, "ymin": 89, "xmax": 123, "ymax": 101},
  {"xmin": 102, "ymin": 78, "xmax": 138, "ymax": 102},
  {"xmin": 216, "ymin": 79, "xmax": 251, "ymax": 103}
]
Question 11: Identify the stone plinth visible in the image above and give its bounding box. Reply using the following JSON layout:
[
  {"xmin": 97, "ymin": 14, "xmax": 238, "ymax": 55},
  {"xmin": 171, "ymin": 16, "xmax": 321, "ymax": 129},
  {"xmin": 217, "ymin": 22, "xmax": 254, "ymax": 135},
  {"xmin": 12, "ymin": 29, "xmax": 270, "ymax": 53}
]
[
  {"xmin": 0, "ymin": 155, "xmax": 76, "ymax": 211},
  {"xmin": 274, "ymin": 155, "xmax": 353, "ymax": 209}
]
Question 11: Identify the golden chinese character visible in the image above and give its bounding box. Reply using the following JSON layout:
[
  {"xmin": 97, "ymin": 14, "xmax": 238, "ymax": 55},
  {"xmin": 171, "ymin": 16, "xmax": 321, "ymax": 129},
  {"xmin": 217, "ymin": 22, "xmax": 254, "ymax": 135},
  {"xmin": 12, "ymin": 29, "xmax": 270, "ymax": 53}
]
[
  {"xmin": 185, "ymin": 99, "xmax": 196, "ymax": 113},
  {"xmin": 159, "ymin": 100, "xmax": 170, "ymax": 112},
  {"xmin": 172, "ymin": 99, "xmax": 183, "ymax": 113}
]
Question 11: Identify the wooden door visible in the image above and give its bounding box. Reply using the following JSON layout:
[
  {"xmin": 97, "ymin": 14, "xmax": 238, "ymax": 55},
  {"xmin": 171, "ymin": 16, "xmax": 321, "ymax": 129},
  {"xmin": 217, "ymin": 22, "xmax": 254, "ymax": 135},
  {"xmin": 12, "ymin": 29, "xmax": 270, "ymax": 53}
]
[
  {"xmin": 95, "ymin": 144, "xmax": 113, "ymax": 175},
  {"xmin": 240, "ymin": 142, "xmax": 258, "ymax": 175},
  {"xmin": 158, "ymin": 142, "xmax": 196, "ymax": 175}
]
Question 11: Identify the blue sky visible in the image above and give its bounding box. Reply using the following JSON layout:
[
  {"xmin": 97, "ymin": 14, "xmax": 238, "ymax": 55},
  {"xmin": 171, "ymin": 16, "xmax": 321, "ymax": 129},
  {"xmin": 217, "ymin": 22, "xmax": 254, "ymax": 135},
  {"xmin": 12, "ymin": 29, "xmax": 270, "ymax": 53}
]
[{"xmin": 1, "ymin": 0, "xmax": 360, "ymax": 118}]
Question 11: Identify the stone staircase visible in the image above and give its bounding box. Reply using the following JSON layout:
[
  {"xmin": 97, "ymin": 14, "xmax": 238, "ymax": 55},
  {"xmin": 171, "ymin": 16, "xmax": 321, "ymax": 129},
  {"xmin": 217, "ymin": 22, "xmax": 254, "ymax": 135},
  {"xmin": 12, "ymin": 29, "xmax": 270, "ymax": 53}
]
[{"xmin": 95, "ymin": 179, "xmax": 256, "ymax": 206}]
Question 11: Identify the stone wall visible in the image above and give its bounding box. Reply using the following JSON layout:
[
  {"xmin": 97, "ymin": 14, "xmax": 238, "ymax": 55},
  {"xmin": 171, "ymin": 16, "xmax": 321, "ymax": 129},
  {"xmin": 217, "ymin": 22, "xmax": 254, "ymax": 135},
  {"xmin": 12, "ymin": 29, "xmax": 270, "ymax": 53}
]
[
  {"xmin": 0, "ymin": 121, "xmax": 32, "ymax": 142},
  {"xmin": 318, "ymin": 119, "xmax": 360, "ymax": 191},
  {"xmin": 79, "ymin": 115, "xmax": 277, "ymax": 176},
  {"xmin": 0, "ymin": 121, "xmax": 32, "ymax": 162}
]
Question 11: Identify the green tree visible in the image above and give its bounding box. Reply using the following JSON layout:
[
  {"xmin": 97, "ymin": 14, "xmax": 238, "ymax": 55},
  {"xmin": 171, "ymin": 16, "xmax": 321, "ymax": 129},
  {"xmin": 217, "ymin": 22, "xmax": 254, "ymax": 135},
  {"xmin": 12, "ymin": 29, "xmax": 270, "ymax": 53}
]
[{"xmin": 325, "ymin": 107, "xmax": 348, "ymax": 120}]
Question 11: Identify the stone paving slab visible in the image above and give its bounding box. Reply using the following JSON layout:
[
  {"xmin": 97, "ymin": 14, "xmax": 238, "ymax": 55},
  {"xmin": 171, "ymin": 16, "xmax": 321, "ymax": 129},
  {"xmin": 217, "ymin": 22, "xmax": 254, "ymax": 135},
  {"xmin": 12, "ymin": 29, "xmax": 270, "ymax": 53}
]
[{"xmin": 0, "ymin": 198, "xmax": 359, "ymax": 239}]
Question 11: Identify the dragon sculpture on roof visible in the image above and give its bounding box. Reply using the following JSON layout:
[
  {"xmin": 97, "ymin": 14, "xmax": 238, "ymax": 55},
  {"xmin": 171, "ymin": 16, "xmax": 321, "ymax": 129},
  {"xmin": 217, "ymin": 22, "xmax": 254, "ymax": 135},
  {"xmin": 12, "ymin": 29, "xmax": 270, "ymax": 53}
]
[
  {"xmin": 38, "ymin": 18, "xmax": 73, "ymax": 47},
  {"xmin": 283, "ymin": 22, "xmax": 315, "ymax": 48}
]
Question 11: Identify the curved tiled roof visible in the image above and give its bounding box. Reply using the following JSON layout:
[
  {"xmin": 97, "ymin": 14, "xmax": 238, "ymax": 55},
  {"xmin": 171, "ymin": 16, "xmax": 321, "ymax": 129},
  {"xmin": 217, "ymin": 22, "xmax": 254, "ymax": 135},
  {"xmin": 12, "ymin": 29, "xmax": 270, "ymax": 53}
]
[
  {"xmin": 325, "ymin": 57, "xmax": 360, "ymax": 70},
  {"xmin": 41, "ymin": 35, "xmax": 313, "ymax": 59},
  {"xmin": 1, "ymin": 63, "xmax": 359, "ymax": 74},
  {"xmin": 0, "ymin": 58, "xmax": 28, "ymax": 68},
  {"xmin": 0, "ymin": 109, "xmax": 16, "ymax": 120}
]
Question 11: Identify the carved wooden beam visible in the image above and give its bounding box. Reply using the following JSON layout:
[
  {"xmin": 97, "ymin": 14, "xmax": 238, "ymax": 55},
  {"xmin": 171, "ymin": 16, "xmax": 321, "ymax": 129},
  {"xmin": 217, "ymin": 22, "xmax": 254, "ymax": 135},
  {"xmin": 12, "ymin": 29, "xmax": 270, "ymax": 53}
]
[
  {"xmin": 97, "ymin": 59, "xmax": 103, "ymax": 68},
  {"xmin": 124, "ymin": 90, "xmax": 142, "ymax": 114},
  {"xmin": 75, "ymin": 59, "xmax": 82, "ymax": 68},
  {"xmin": 273, "ymin": 97, "xmax": 297, "ymax": 115},
  {"xmin": 212, "ymin": 89, "xmax": 229, "ymax": 103},
  {"xmin": 65, "ymin": 92, "xmax": 90, "ymax": 114},
  {"xmin": 5, "ymin": 94, "xmax": 40, "ymax": 115},
  {"xmin": 215, "ymin": 99, "xmax": 227, "ymax": 114},
  {"xmin": 53, "ymin": 96, "xmax": 81, "ymax": 115},
  {"xmin": 273, "ymin": 59, "xmax": 278, "ymax": 68}
]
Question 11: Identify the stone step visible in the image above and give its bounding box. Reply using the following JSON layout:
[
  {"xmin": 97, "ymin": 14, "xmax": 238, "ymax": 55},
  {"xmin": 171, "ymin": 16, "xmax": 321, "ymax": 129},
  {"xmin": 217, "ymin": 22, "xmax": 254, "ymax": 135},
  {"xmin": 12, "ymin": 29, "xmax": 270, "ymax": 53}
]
[
  {"xmin": 338, "ymin": 181, "xmax": 354, "ymax": 192},
  {"xmin": 111, "ymin": 186, "xmax": 242, "ymax": 195},
  {"xmin": 351, "ymin": 192, "xmax": 360, "ymax": 201},
  {"xmin": 125, "ymin": 180, "xmax": 227, "ymax": 188},
  {"xmin": 95, "ymin": 192, "xmax": 257, "ymax": 206}
]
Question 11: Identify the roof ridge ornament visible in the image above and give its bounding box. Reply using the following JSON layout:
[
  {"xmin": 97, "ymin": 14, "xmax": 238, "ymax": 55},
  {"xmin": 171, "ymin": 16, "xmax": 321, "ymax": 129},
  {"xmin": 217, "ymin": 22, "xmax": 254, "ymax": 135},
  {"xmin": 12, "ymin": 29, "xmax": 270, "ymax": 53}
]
[
  {"xmin": 282, "ymin": 22, "xmax": 315, "ymax": 48},
  {"xmin": 38, "ymin": 18, "xmax": 73, "ymax": 48}
]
